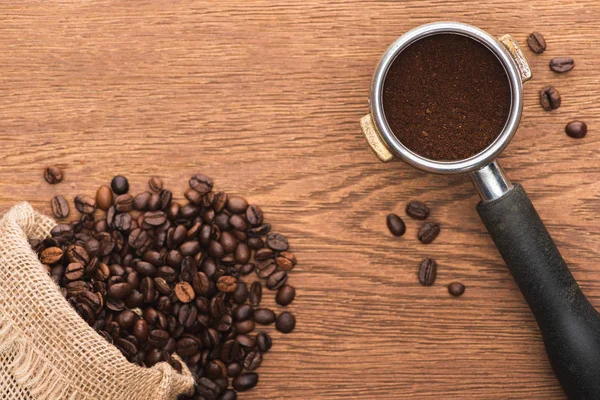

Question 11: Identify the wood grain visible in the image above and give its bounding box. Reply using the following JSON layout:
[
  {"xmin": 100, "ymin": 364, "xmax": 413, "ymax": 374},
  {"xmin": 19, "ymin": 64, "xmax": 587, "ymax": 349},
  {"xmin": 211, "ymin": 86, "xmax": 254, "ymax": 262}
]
[{"xmin": 1, "ymin": 1, "xmax": 599, "ymax": 398}]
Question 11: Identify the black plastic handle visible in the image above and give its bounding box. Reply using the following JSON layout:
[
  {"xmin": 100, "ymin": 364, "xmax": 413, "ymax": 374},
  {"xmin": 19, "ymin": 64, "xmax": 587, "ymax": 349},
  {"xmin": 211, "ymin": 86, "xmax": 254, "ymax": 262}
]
[{"xmin": 477, "ymin": 184, "xmax": 600, "ymax": 399}]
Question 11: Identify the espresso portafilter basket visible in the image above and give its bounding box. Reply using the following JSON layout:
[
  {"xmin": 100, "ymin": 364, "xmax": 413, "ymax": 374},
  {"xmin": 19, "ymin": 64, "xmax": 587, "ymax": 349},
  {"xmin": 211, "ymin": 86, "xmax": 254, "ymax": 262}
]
[{"xmin": 361, "ymin": 22, "xmax": 600, "ymax": 399}]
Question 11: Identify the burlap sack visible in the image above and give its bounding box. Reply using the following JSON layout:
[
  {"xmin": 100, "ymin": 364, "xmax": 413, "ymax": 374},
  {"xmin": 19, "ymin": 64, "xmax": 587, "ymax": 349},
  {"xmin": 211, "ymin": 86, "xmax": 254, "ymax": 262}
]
[{"xmin": 0, "ymin": 202, "xmax": 195, "ymax": 400}]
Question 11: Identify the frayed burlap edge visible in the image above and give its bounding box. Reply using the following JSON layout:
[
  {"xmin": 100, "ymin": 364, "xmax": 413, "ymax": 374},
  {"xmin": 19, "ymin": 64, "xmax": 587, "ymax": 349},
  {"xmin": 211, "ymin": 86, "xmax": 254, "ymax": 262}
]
[{"xmin": 0, "ymin": 203, "xmax": 195, "ymax": 400}]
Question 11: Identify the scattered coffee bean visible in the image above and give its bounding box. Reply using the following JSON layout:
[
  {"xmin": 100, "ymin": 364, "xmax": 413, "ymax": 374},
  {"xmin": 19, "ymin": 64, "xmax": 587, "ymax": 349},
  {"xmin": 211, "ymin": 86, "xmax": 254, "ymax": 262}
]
[
  {"xmin": 233, "ymin": 373, "xmax": 258, "ymax": 392},
  {"xmin": 276, "ymin": 251, "xmax": 296, "ymax": 271},
  {"xmin": 51, "ymin": 195, "xmax": 70, "ymax": 219},
  {"xmin": 217, "ymin": 275, "xmax": 238, "ymax": 293},
  {"xmin": 418, "ymin": 258, "xmax": 437, "ymax": 286},
  {"xmin": 540, "ymin": 86, "xmax": 561, "ymax": 111},
  {"xmin": 276, "ymin": 312, "xmax": 296, "ymax": 333},
  {"xmin": 148, "ymin": 176, "xmax": 163, "ymax": 193},
  {"xmin": 448, "ymin": 282, "xmax": 466, "ymax": 297},
  {"xmin": 174, "ymin": 282, "xmax": 195, "ymax": 303},
  {"xmin": 565, "ymin": 121, "xmax": 587, "ymax": 139},
  {"xmin": 249, "ymin": 282, "xmax": 262, "ymax": 307},
  {"xmin": 406, "ymin": 201, "xmax": 430, "ymax": 220},
  {"xmin": 266, "ymin": 270, "xmax": 288, "ymax": 290},
  {"xmin": 527, "ymin": 32, "xmax": 546, "ymax": 54},
  {"xmin": 266, "ymin": 232, "xmax": 288, "ymax": 251},
  {"xmin": 74, "ymin": 195, "xmax": 97, "ymax": 214},
  {"xmin": 386, "ymin": 214, "xmax": 406, "ymax": 237},
  {"xmin": 276, "ymin": 285, "xmax": 295, "ymax": 306},
  {"xmin": 256, "ymin": 332, "xmax": 272, "ymax": 353},
  {"xmin": 254, "ymin": 308, "xmax": 276, "ymax": 325},
  {"xmin": 418, "ymin": 222, "xmax": 440, "ymax": 244},
  {"xmin": 550, "ymin": 57, "xmax": 574, "ymax": 73},
  {"xmin": 40, "ymin": 246, "xmax": 63, "ymax": 264},
  {"xmin": 111, "ymin": 175, "xmax": 129, "ymax": 195},
  {"xmin": 96, "ymin": 185, "xmax": 113, "ymax": 211},
  {"xmin": 44, "ymin": 166, "xmax": 63, "ymax": 184}
]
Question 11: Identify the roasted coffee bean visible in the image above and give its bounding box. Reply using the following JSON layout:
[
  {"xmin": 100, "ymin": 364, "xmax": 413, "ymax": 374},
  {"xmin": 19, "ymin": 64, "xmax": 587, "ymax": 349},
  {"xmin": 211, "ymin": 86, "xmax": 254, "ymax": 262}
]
[
  {"xmin": 132, "ymin": 191, "xmax": 151, "ymax": 211},
  {"xmin": 51, "ymin": 195, "xmax": 70, "ymax": 219},
  {"xmin": 244, "ymin": 350, "xmax": 262, "ymax": 371},
  {"xmin": 227, "ymin": 197, "xmax": 248, "ymax": 214},
  {"xmin": 256, "ymin": 260, "xmax": 277, "ymax": 279},
  {"xmin": 247, "ymin": 237, "xmax": 264, "ymax": 250},
  {"xmin": 128, "ymin": 228, "xmax": 149, "ymax": 249},
  {"xmin": 249, "ymin": 282, "xmax": 262, "ymax": 307},
  {"xmin": 210, "ymin": 293, "xmax": 228, "ymax": 318},
  {"xmin": 148, "ymin": 176, "xmax": 163, "ymax": 192},
  {"xmin": 220, "ymin": 232, "xmax": 237, "ymax": 254},
  {"xmin": 254, "ymin": 308, "xmax": 276, "ymax": 325},
  {"xmin": 527, "ymin": 32, "xmax": 546, "ymax": 54},
  {"xmin": 228, "ymin": 214, "xmax": 247, "ymax": 232},
  {"xmin": 221, "ymin": 340, "xmax": 241, "ymax": 363},
  {"xmin": 209, "ymin": 240, "xmax": 225, "ymax": 259},
  {"xmin": 417, "ymin": 222, "xmax": 440, "ymax": 244},
  {"xmin": 540, "ymin": 86, "xmax": 561, "ymax": 111},
  {"xmin": 175, "ymin": 281, "xmax": 196, "ymax": 303},
  {"xmin": 136, "ymin": 261, "xmax": 156, "ymax": 276},
  {"xmin": 418, "ymin": 258, "xmax": 437, "ymax": 286},
  {"xmin": 108, "ymin": 282, "xmax": 133, "ymax": 300},
  {"xmin": 406, "ymin": 200, "xmax": 430, "ymax": 220},
  {"xmin": 266, "ymin": 270, "xmax": 287, "ymax": 290},
  {"xmin": 220, "ymin": 389, "xmax": 237, "ymax": 400},
  {"xmin": 227, "ymin": 362, "xmax": 242, "ymax": 378},
  {"xmin": 448, "ymin": 282, "xmax": 466, "ymax": 297},
  {"xmin": 180, "ymin": 240, "xmax": 201, "ymax": 256},
  {"xmin": 116, "ymin": 310, "xmax": 136, "ymax": 330},
  {"xmin": 276, "ymin": 251, "xmax": 296, "ymax": 271},
  {"xmin": 189, "ymin": 174, "xmax": 213, "ymax": 194},
  {"xmin": 266, "ymin": 233, "xmax": 288, "ymax": 251},
  {"xmin": 233, "ymin": 373, "xmax": 258, "ymax": 392},
  {"xmin": 254, "ymin": 248, "xmax": 274, "ymax": 261},
  {"xmin": 133, "ymin": 319, "xmax": 149, "ymax": 343},
  {"xmin": 245, "ymin": 205, "xmax": 263, "ymax": 226},
  {"xmin": 148, "ymin": 329, "xmax": 170, "ymax": 348},
  {"xmin": 248, "ymin": 223, "xmax": 270, "ymax": 238},
  {"xmin": 232, "ymin": 282, "xmax": 248, "ymax": 304},
  {"xmin": 144, "ymin": 210, "xmax": 167, "ymax": 227},
  {"xmin": 158, "ymin": 189, "xmax": 172, "ymax": 210},
  {"xmin": 276, "ymin": 285, "xmax": 296, "ymax": 306},
  {"xmin": 154, "ymin": 277, "xmax": 171, "ymax": 295},
  {"xmin": 44, "ymin": 166, "xmax": 63, "ymax": 184},
  {"xmin": 114, "ymin": 194, "xmax": 133, "ymax": 212},
  {"xmin": 239, "ymin": 263, "xmax": 255, "ymax": 276},
  {"xmin": 66, "ymin": 244, "xmax": 90, "ymax": 264},
  {"xmin": 65, "ymin": 262, "xmax": 85, "ymax": 280},
  {"xmin": 184, "ymin": 188, "xmax": 203, "ymax": 205},
  {"xmin": 233, "ymin": 304, "xmax": 253, "ymax": 322},
  {"xmin": 235, "ymin": 320, "xmax": 255, "ymax": 334},
  {"xmin": 50, "ymin": 223, "xmax": 74, "ymax": 241},
  {"xmin": 276, "ymin": 312, "xmax": 295, "ymax": 333},
  {"xmin": 550, "ymin": 57, "xmax": 574, "ymax": 73},
  {"xmin": 235, "ymin": 334, "xmax": 255, "ymax": 350},
  {"xmin": 386, "ymin": 214, "xmax": 406, "ymax": 237},
  {"xmin": 193, "ymin": 272, "xmax": 211, "ymax": 296},
  {"xmin": 111, "ymin": 175, "xmax": 129, "ymax": 195},
  {"xmin": 66, "ymin": 280, "xmax": 89, "ymax": 297},
  {"xmin": 113, "ymin": 213, "xmax": 132, "ymax": 231},
  {"xmin": 565, "ymin": 121, "xmax": 587, "ymax": 139},
  {"xmin": 256, "ymin": 332, "xmax": 272, "ymax": 353},
  {"xmin": 202, "ymin": 327, "xmax": 221, "ymax": 348},
  {"xmin": 176, "ymin": 337, "xmax": 200, "ymax": 357},
  {"xmin": 74, "ymin": 195, "xmax": 96, "ymax": 214},
  {"xmin": 234, "ymin": 243, "xmax": 250, "ymax": 264},
  {"xmin": 165, "ymin": 251, "xmax": 183, "ymax": 269},
  {"xmin": 216, "ymin": 276, "xmax": 237, "ymax": 293},
  {"xmin": 95, "ymin": 185, "xmax": 113, "ymax": 211},
  {"xmin": 196, "ymin": 376, "xmax": 222, "ymax": 399},
  {"xmin": 40, "ymin": 247, "xmax": 64, "ymax": 264}
]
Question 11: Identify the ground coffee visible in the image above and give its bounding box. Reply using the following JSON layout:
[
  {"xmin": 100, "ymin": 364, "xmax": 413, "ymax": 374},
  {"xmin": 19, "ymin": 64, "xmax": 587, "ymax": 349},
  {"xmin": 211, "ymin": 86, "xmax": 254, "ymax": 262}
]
[{"xmin": 383, "ymin": 34, "xmax": 511, "ymax": 161}]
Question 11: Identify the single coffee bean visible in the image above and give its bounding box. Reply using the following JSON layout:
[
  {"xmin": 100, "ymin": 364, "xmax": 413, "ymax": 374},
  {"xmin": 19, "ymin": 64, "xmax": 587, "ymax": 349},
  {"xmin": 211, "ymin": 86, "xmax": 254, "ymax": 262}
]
[
  {"xmin": 254, "ymin": 308, "xmax": 276, "ymax": 325},
  {"xmin": 227, "ymin": 363, "xmax": 242, "ymax": 378},
  {"xmin": 50, "ymin": 223, "xmax": 74, "ymax": 241},
  {"xmin": 550, "ymin": 57, "xmax": 574, "ymax": 73},
  {"xmin": 108, "ymin": 282, "xmax": 133, "ymax": 300},
  {"xmin": 565, "ymin": 121, "xmax": 587, "ymax": 139},
  {"xmin": 234, "ymin": 243, "xmax": 251, "ymax": 264},
  {"xmin": 266, "ymin": 270, "xmax": 288, "ymax": 290},
  {"xmin": 116, "ymin": 310, "xmax": 136, "ymax": 330},
  {"xmin": 44, "ymin": 166, "xmax": 63, "ymax": 184},
  {"xmin": 248, "ymin": 223, "xmax": 270, "ymax": 238},
  {"xmin": 128, "ymin": 228, "xmax": 149, "ymax": 249},
  {"xmin": 144, "ymin": 210, "xmax": 167, "ymax": 227},
  {"xmin": 249, "ymin": 282, "xmax": 262, "ymax": 306},
  {"xmin": 386, "ymin": 214, "xmax": 406, "ymax": 237},
  {"xmin": 246, "ymin": 205, "xmax": 263, "ymax": 226},
  {"xmin": 247, "ymin": 237, "xmax": 264, "ymax": 250},
  {"xmin": 40, "ymin": 246, "xmax": 64, "ymax": 264},
  {"xmin": 113, "ymin": 213, "xmax": 132, "ymax": 231},
  {"xmin": 158, "ymin": 189, "xmax": 172, "ymax": 210},
  {"xmin": 527, "ymin": 32, "xmax": 546, "ymax": 54},
  {"xmin": 235, "ymin": 320, "xmax": 255, "ymax": 334},
  {"xmin": 227, "ymin": 196, "xmax": 248, "ymax": 214},
  {"xmin": 114, "ymin": 194, "xmax": 133, "ymax": 212},
  {"xmin": 189, "ymin": 173, "xmax": 213, "ymax": 194},
  {"xmin": 115, "ymin": 337, "xmax": 138, "ymax": 358},
  {"xmin": 148, "ymin": 329, "xmax": 170, "ymax": 348},
  {"xmin": 232, "ymin": 282, "xmax": 248, "ymax": 304},
  {"xmin": 233, "ymin": 304, "xmax": 253, "ymax": 322},
  {"xmin": 256, "ymin": 332, "xmax": 272, "ymax": 353},
  {"xmin": 276, "ymin": 251, "xmax": 296, "ymax": 271},
  {"xmin": 418, "ymin": 258, "xmax": 437, "ymax": 286},
  {"xmin": 216, "ymin": 275, "xmax": 238, "ymax": 293},
  {"xmin": 132, "ymin": 191, "xmax": 150, "ymax": 211},
  {"xmin": 66, "ymin": 244, "xmax": 90, "ymax": 264},
  {"xmin": 175, "ymin": 281, "xmax": 196, "ymax": 303},
  {"xmin": 418, "ymin": 222, "xmax": 440, "ymax": 244},
  {"xmin": 51, "ymin": 195, "xmax": 70, "ymax": 219},
  {"xmin": 276, "ymin": 285, "xmax": 296, "ymax": 306},
  {"xmin": 448, "ymin": 282, "xmax": 466, "ymax": 297},
  {"xmin": 133, "ymin": 319, "xmax": 149, "ymax": 343},
  {"xmin": 96, "ymin": 185, "xmax": 113, "ymax": 211},
  {"xmin": 65, "ymin": 262, "xmax": 85, "ymax": 281},
  {"xmin": 406, "ymin": 200, "xmax": 430, "ymax": 220},
  {"xmin": 180, "ymin": 240, "xmax": 201, "ymax": 257},
  {"xmin": 266, "ymin": 232, "xmax": 289, "ymax": 251},
  {"xmin": 228, "ymin": 214, "xmax": 247, "ymax": 232},
  {"xmin": 111, "ymin": 175, "xmax": 129, "ymax": 195},
  {"xmin": 196, "ymin": 376, "xmax": 222, "ymax": 399},
  {"xmin": 148, "ymin": 176, "xmax": 163, "ymax": 192},
  {"xmin": 244, "ymin": 349, "xmax": 262, "ymax": 371},
  {"xmin": 540, "ymin": 86, "xmax": 561, "ymax": 111},
  {"xmin": 220, "ymin": 231, "xmax": 237, "ymax": 254},
  {"xmin": 239, "ymin": 263, "xmax": 256, "ymax": 276},
  {"xmin": 221, "ymin": 389, "xmax": 237, "ymax": 400},
  {"xmin": 256, "ymin": 260, "xmax": 277, "ymax": 279},
  {"xmin": 74, "ymin": 195, "xmax": 97, "ymax": 214},
  {"xmin": 176, "ymin": 337, "xmax": 200, "ymax": 357},
  {"xmin": 276, "ymin": 312, "xmax": 295, "ymax": 333},
  {"xmin": 233, "ymin": 373, "xmax": 258, "ymax": 392}
]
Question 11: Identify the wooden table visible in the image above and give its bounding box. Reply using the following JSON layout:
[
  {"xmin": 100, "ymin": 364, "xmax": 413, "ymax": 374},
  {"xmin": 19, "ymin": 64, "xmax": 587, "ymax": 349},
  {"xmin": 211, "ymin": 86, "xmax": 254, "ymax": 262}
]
[{"xmin": 1, "ymin": 1, "xmax": 599, "ymax": 398}]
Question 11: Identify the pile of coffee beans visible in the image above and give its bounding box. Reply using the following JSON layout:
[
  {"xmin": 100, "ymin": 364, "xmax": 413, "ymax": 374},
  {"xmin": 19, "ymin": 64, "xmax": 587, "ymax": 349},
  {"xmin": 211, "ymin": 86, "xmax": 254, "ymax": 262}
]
[
  {"xmin": 386, "ymin": 201, "xmax": 465, "ymax": 297},
  {"xmin": 527, "ymin": 32, "xmax": 588, "ymax": 139},
  {"xmin": 35, "ymin": 168, "xmax": 297, "ymax": 399}
]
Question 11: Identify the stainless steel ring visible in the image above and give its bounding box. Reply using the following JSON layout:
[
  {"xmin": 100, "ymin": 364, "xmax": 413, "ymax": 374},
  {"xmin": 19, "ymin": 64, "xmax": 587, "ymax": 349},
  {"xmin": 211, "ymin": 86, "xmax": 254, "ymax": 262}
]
[{"xmin": 370, "ymin": 22, "xmax": 524, "ymax": 175}]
